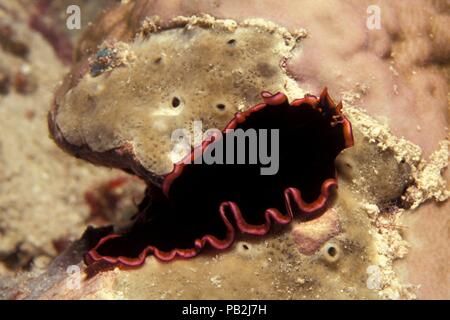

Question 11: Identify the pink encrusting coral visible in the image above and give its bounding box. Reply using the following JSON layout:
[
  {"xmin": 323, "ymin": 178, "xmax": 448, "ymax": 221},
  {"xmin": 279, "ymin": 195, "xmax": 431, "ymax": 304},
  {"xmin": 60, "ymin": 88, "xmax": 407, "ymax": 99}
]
[{"xmin": 84, "ymin": 90, "xmax": 353, "ymax": 268}]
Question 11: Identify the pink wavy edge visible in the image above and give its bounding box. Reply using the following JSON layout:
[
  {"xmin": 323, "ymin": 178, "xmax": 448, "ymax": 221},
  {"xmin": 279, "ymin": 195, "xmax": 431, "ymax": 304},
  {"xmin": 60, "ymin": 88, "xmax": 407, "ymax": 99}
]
[{"xmin": 85, "ymin": 89, "xmax": 354, "ymax": 267}]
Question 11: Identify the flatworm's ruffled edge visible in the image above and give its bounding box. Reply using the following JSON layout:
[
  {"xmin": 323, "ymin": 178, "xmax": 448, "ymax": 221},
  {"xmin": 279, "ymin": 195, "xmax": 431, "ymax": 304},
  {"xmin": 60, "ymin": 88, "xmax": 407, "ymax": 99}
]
[{"xmin": 85, "ymin": 89, "xmax": 354, "ymax": 267}]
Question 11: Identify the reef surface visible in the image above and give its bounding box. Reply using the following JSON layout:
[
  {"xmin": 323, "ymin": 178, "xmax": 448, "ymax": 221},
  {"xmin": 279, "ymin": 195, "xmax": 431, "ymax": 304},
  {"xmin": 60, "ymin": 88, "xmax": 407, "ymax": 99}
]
[{"xmin": 0, "ymin": 0, "xmax": 448, "ymax": 300}]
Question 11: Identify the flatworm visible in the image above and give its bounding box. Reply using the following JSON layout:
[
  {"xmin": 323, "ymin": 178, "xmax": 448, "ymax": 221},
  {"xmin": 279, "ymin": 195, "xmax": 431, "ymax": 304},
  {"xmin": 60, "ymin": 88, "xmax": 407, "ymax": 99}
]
[{"xmin": 85, "ymin": 89, "xmax": 353, "ymax": 269}]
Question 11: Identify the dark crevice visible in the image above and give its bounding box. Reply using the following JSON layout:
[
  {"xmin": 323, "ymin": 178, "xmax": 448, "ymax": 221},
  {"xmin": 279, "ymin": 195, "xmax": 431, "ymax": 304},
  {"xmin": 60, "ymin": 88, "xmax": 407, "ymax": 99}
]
[{"xmin": 171, "ymin": 97, "xmax": 181, "ymax": 108}]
